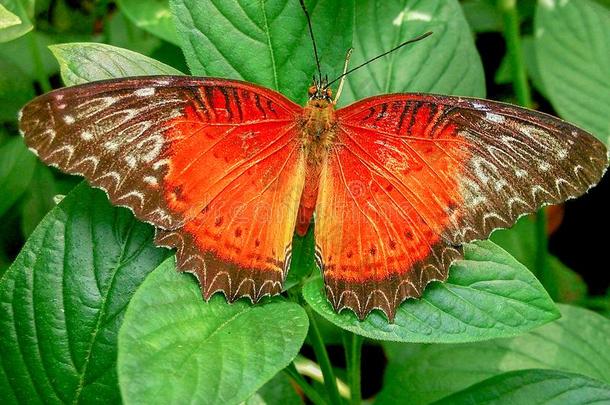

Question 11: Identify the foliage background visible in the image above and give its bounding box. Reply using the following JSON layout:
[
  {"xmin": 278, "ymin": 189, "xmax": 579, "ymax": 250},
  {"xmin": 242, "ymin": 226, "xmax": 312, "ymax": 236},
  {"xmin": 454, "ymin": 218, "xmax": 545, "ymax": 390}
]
[{"xmin": 0, "ymin": 0, "xmax": 609, "ymax": 404}]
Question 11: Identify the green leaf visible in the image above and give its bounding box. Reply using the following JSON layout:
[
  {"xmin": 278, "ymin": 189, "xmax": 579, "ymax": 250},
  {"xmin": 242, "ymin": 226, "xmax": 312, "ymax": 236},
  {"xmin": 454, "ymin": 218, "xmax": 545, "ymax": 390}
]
[
  {"xmin": 0, "ymin": 0, "xmax": 32, "ymax": 42},
  {"xmin": 0, "ymin": 137, "xmax": 36, "ymax": 217},
  {"xmin": 494, "ymin": 36, "xmax": 547, "ymax": 97},
  {"xmin": 170, "ymin": 0, "xmax": 353, "ymax": 104},
  {"xmin": 49, "ymin": 42, "xmax": 183, "ymax": 86},
  {"xmin": 0, "ymin": 57, "xmax": 34, "ymax": 122},
  {"xmin": 491, "ymin": 216, "xmax": 587, "ymax": 303},
  {"xmin": 433, "ymin": 369, "xmax": 610, "ymax": 405},
  {"xmin": 285, "ymin": 225, "xmax": 316, "ymax": 290},
  {"xmin": 342, "ymin": 0, "xmax": 485, "ymax": 107},
  {"xmin": 535, "ymin": 0, "xmax": 610, "ymax": 144},
  {"xmin": 0, "ymin": 183, "xmax": 169, "ymax": 404},
  {"xmin": 117, "ymin": 0, "xmax": 180, "ymax": 45},
  {"xmin": 461, "ymin": 0, "xmax": 503, "ymax": 33},
  {"xmin": 303, "ymin": 240, "xmax": 559, "ymax": 343},
  {"xmin": 118, "ymin": 259, "xmax": 308, "ymax": 405},
  {"xmin": 378, "ymin": 304, "xmax": 610, "ymax": 404},
  {"xmin": 0, "ymin": 3, "xmax": 20, "ymax": 29},
  {"xmin": 19, "ymin": 163, "xmax": 59, "ymax": 238},
  {"xmin": 0, "ymin": 32, "xmax": 59, "ymax": 80}
]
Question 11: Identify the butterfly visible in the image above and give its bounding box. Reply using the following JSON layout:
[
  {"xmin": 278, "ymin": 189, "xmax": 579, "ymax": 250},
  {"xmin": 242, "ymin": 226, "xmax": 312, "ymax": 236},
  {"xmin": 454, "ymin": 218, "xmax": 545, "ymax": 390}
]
[{"xmin": 17, "ymin": 16, "xmax": 608, "ymax": 322}]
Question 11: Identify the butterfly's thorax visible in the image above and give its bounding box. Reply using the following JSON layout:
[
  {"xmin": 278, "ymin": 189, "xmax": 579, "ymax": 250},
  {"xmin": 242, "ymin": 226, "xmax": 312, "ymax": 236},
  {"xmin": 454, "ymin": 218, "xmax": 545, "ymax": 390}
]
[{"xmin": 296, "ymin": 98, "xmax": 336, "ymax": 236}]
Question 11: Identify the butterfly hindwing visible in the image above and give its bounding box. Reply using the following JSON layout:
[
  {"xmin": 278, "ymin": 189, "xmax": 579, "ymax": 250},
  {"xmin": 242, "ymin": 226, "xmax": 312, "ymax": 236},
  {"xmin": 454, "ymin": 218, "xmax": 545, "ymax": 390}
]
[
  {"xmin": 20, "ymin": 76, "xmax": 307, "ymax": 302},
  {"xmin": 315, "ymin": 94, "xmax": 608, "ymax": 320}
]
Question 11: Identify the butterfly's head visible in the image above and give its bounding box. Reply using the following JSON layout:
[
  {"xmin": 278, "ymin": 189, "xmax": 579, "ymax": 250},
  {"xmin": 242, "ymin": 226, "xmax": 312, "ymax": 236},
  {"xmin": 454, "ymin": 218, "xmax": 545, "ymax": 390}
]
[{"xmin": 308, "ymin": 76, "xmax": 332, "ymax": 103}]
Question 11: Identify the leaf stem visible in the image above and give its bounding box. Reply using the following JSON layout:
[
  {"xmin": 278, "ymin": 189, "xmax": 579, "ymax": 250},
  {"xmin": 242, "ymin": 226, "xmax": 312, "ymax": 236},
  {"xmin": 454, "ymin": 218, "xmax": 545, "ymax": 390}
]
[
  {"xmin": 304, "ymin": 305, "xmax": 343, "ymax": 405},
  {"xmin": 285, "ymin": 362, "xmax": 328, "ymax": 405},
  {"xmin": 28, "ymin": 32, "xmax": 52, "ymax": 93},
  {"xmin": 343, "ymin": 331, "xmax": 363, "ymax": 405}
]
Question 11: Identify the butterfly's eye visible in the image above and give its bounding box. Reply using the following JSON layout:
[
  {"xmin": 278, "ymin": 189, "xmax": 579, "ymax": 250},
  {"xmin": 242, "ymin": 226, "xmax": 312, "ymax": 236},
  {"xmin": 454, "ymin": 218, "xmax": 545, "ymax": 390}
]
[
  {"xmin": 325, "ymin": 88, "xmax": 332, "ymax": 99},
  {"xmin": 308, "ymin": 85, "xmax": 317, "ymax": 97}
]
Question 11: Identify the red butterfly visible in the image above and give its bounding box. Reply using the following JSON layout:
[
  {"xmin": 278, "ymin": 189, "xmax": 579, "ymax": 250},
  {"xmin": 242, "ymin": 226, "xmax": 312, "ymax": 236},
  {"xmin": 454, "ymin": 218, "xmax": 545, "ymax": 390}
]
[{"xmin": 18, "ymin": 32, "xmax": 608, "ymax": 322}]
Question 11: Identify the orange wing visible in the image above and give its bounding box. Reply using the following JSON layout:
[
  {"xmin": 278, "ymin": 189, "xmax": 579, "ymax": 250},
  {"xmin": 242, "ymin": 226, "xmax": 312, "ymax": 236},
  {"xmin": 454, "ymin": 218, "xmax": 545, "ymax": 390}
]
[
  {"xmin": 20, "ymin": 76, "xmax": 306, "ymax": 302},
  {"xmin": 316, "ymin": 94, "xmax": 607, "ymax": 320}
]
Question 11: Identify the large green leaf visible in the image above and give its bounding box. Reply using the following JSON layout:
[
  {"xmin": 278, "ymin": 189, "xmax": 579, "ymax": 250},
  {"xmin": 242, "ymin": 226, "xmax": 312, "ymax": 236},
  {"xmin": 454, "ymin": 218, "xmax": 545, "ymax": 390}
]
[
  {"xmin": 433, "ymin": 369, "xmax": 610, "ymax": 405},
  {"xmin": 170, "ymin": 0, "xmax": 354, "ymax": 104},
  {"xmin": 378, "ymin": 304, "xmax": 610, "ymax": 404},
  {"xmin": 49, "ymin": 42, "xmax": 183, "ymax": 86},
  {"xmin": 341, "ymin": 0, "xmax": 485, "ymax": 106},
  {"xmin": 0, "ymin": 137, "xmax": 36, "ymax": 217},
  {"xmin": 117, "ymin": 0, "xmax": 180, "ymax": 45},
  {"xmin": 118, "ymin": 259, "xmax": 308, "ymax": 405},
  {"xmin": 0, "ymin": 183, "xmax": 169, "ymax": 404},
  {"xmin": 303, "ymin": 241, "xmax": 559, "ymax": 342},
  {"xmin": 0, "ymin": 0, "xmax": 32, "ymax": 42},
  {"xmin": 535, "ymin": 0, "xmax": 610, "ymax": 144}
]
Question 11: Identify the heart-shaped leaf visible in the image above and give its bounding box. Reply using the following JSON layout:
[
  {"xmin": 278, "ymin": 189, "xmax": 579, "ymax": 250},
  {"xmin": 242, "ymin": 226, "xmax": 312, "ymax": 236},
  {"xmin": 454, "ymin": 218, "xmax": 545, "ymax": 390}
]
[
  {"xmin": 303, "ymin": 240, "xmax": 559, "ymax": 342},
  {"xmin": 341, "ymin": 0, "xmax": 485, "ymax": 106},
  {"xmin": 433, "ymin": 369, "xmax": 610, "ymax": 405},
  {"xmin": 118, "ymin": 259, "xmax": 308, "ymax": 405},
  {"xmin": 170, "ymin": 0, "xmax": 354, "ymax": 104},
  {"xmin": 378, "ymin": 304, "xmax": 610, "ymax": 404},
  {"xmin": 0, "ymin": 184, "xmax": 169, "ymax": 403},
  {"xmin": 535, "ymin": 0, "xmax": 610, "ymax": 144}
]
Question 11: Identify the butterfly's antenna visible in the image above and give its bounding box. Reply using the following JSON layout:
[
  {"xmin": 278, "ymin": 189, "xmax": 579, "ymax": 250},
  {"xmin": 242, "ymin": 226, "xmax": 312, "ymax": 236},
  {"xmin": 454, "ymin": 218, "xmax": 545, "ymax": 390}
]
[
  {"xmin": 299, "ymin": 0, "xmax": 323, "ymax": 85},
  {"xmin": 325, "ymin": 31, "xmax": 433, "ymax": 89},
  {"xmin": 333, "ymin": 48, "xmax": 353, "ymax": 104}
]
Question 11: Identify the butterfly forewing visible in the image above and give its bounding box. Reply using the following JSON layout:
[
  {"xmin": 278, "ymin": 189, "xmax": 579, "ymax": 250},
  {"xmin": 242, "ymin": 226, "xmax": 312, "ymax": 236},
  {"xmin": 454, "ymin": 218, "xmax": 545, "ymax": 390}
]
[
  {"xmin": 314, "ymin": 94, "xmax": 608, "ymax": 320},
  {"xmin": 20, "ymin": 76, "xmax": 306, "ymax": 302}
]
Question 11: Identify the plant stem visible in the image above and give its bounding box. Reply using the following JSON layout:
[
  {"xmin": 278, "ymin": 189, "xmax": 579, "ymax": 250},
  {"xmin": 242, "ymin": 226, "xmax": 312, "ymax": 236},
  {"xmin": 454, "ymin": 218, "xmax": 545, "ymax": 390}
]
[
  {"xmin": 304, "ymin": 305, "xmax": 343, "ymax": 405},
  {"xmin": 499, "ymin": 0, "xmax": 549, "ymax": 281},
  {"xmin": 498, "ymin": 0, "xmax": 533, "ymax": 108},
  {"xmin": 28, "ymin": 32, "xmax": 52, "ymax": 93},
  {"xmin": 343, "ymin": 331, "xmax": 363, "ymax": 405},
  {"xmin": 285, "ymin": 362, "xmax": 328, "ymax": 405}
]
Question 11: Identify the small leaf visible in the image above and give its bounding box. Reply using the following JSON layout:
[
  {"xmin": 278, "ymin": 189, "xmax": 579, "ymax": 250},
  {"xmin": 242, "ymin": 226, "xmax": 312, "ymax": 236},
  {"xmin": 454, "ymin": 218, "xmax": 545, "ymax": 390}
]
[
  {"xmin": 170, "ymin": 0, "xmax": 354, "ymax": 104},
  {"xmin": 342, "ymin": 0, "xmax": 485, "ymax": 106},
  {"xmin": 433, "ymin": 369, "xmax": 610, "ymax": 405},
  {"xmin": 0, "ymin": 3, "xmax": 20, "ymax": 29},
  {"xmin": 0, "ymin": 183, "xmax": 169, "ymax": 403},
  {"xmin": 378, "ymin": 304, "xmax": 610, "ymax": 404},
  {"xmin": 49, "ymin": 42, "xmax": 183, "ymax": 86},
  {"xmin": 303, "ymin": 240, "xmax": 559, "ymax": 343},
  {"xmin": 0, "ymin": 137, "xmax": 36, "ymax": 217},
  {"xmin": 0, "ymin": 0, "xmax": 32, "ymax": 42},
  {"xmin": 535, "ymin": 0, "xmax": 610, "ymax": 144},
  {"xmin": 118, "ymin": 259, "xmax": 309, "ymax": 405},
  {"xmin": 117, "ymin": 0, "xmax": 180, "ymax": 45}
]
